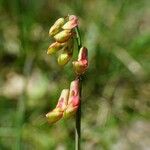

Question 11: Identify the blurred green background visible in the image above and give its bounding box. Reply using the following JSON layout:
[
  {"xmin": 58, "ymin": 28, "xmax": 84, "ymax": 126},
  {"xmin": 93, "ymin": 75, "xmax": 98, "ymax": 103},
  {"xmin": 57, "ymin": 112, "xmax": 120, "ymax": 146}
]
[{"xmin": 0, "ymin": 0, "xmax": 150, "ymax": 150}]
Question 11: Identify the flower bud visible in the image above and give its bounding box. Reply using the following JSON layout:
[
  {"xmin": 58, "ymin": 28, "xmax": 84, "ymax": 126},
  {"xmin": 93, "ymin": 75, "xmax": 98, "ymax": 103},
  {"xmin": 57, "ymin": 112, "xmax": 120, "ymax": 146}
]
[
  {"xmin": 57, "ymin": 40, "xmax": 73, "ymax": 66},
  {"xmin": 57, "ymin": 52, "xmax": 72, "ymax": 66},
  {"xmin": 49, "ymin": 18, "xmax": 65, "ymax": 36},
  {"xmin": 73, "ymin": 47, "xmax": 88, "ymax": 75},
  {"xmin": 64, "ymin": 79, "xmax": 80, "ymax": 118},
  {"xmin": 62, "ymin": 15, "xmax": 78, "ymax": 30},
  {"xmin": 46, "ymin": 89, "xmax": 69, "ymax": 124},
  {"xmin": 47, "ymin": 42, "xmax": 66, "ymax": 55},
  {"xmin": 54, "ymin": 30, "xmax": 73, "ymax": 43}
]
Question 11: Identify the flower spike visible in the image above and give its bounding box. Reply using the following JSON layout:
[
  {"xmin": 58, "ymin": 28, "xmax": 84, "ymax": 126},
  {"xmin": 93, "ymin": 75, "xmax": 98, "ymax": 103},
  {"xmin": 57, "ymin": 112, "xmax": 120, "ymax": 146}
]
[{"xmin": 46, "ymin": 15, "xmax": 88, "ymax": 150}]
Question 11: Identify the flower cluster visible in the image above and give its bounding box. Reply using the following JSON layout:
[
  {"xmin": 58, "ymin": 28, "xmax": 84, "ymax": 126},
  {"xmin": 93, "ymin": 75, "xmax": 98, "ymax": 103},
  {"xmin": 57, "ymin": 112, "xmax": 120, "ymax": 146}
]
[
  {"xmin": 47, "ymin": 15, "xmax": 78, "ymax": 66},
  {"xmin": 46, "ymin": 15, "xmax": 88, "ymax": 124},
  {"xmin": 46, "ymin": 79, "xmax": 79, "ymax": 124}
]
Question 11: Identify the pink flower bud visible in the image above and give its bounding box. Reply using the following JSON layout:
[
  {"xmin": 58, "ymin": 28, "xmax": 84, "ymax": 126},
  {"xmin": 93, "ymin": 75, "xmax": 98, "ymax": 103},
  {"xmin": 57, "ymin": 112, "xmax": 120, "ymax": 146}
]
[
  {"xmin": 72, "ymin": 47, "xmax": 88, "ymax": 75},
  {"xmin": 46, "ymin": 89, "xmax": 69, "ymax": 124},
  {"xmin": 47, "ymin": 42, "xmax": 67, "ymax": 55},
  {"xmin": 49, "ymin": 18, "xmax": 65, "ymax": 36},
  {"xmin": 54, "ymin": 30, "xmax": 73, "ymax": 43},
  {"xmin": 62, "ymin": 15, "xmax": 78, "ymax": 30},
  {"xmin": 64, "ymin": 79, "xmax": 80, "ymax": 118}
]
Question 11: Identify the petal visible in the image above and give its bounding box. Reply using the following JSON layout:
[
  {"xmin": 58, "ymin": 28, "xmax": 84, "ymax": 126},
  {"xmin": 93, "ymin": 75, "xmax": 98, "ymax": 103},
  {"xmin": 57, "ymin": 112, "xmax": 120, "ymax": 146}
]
[
  {"xmin": 62, "ymin": 15, "xmax": 78, "ymax": 30},
  {"xmin": 56, "ymin": 89, "xmax": 69, "ymax": 111},
  {"xmin": 63, "ymin": 79, "xmax": 80, "ymax": 118}
]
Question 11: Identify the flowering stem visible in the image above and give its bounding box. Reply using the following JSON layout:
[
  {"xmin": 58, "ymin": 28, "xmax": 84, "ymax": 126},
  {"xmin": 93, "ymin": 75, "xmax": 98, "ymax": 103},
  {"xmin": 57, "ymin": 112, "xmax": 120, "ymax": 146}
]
[
  {"xmin": 75, "ymin": 27, "xmax": 82, "ymax": 49},
  {"xmin": 75, "ymin": 27, "xmax": 82, "ymax": 150}
]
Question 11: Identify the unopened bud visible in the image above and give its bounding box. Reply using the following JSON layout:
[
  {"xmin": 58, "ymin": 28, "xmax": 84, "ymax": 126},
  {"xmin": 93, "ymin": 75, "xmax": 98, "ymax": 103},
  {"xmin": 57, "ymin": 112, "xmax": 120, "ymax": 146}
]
[
  {"xmin": 57, "ymin": 52, "xmax": 72, "ymax": 66},
  {"xmin": 64, "ymin": 79, "xmax": 80, "ymax": 118},
  {"xmin": 73, "ymin": 47, "xmax": 88, "ymax": 75},
  {"xmin": 62, "ymin": 15, "xmax": 78, "ymax": 30},
  {"xmin": 47, "ymin": 42, "xmax": 66, "ymax": 55},
  {"xmin": 78, "ymin": 47, "xmax": 88, "ymax": 61},
  {"xmin": 46, "ymin": 89, "xmax": 69, "ymax": 124},
  {"xmin": 54, "ymin": 30, "xmax": 73, "ymax": 43},
  {"xmin": 49, "ymin": 18, "xmax": 65, "ymax": 36},
  {"xmin": 57, "ymin": 41, "xmax": 73, "ymax": 66}
]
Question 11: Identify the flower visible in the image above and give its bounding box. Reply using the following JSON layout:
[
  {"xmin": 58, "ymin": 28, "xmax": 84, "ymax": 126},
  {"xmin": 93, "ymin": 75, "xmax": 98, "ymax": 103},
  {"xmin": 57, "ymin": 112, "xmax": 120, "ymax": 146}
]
[
  {"xmin": 57, "ymin": 39, "xmax": 74, "ymax": 66},
  {"xmin": 64, "ymin": 79, "xmax": 80, "ymax": 118},
  {"xmin": 46, "ymin": 79, "xmax": 80, "ymax": 124},
  {"xmin": 57, "ymin": 51, "xmax": 72, "ymax": 66},
  {"xmin": 72, "ymin": 47, "xmax": 88, "ymax": 75},
  {"xmin": 46, "ymin": 89, "xmax": 69, "ymax": 124},
  {"xmin": 47, "ymin": 41, "xmax": 67, "ymax": 55},
  {"xmin": 54, "ymin": 30, "xmax": 74, "ymax": 43},
  {"xmin": 49, "ymin": 17, "xmax": 65, "ymax": 36}
]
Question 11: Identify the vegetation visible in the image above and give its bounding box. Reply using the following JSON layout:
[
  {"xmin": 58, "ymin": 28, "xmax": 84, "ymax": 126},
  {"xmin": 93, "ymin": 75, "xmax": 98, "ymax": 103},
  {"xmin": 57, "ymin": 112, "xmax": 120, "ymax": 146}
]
[{"xmin": 0, "ymin": 0, "xmax": 149, "ymax": 149}]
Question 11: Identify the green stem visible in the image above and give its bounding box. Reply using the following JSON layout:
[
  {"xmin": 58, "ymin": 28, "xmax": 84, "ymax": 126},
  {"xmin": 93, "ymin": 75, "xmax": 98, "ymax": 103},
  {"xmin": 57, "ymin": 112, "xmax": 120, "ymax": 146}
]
[
  {"xmin": 75, "ymin": 27, "xmax": 82, "ymax": 49},
  {"xmin": 75, "ymin": 27, "xmax": 82, "ymax": 150}
]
